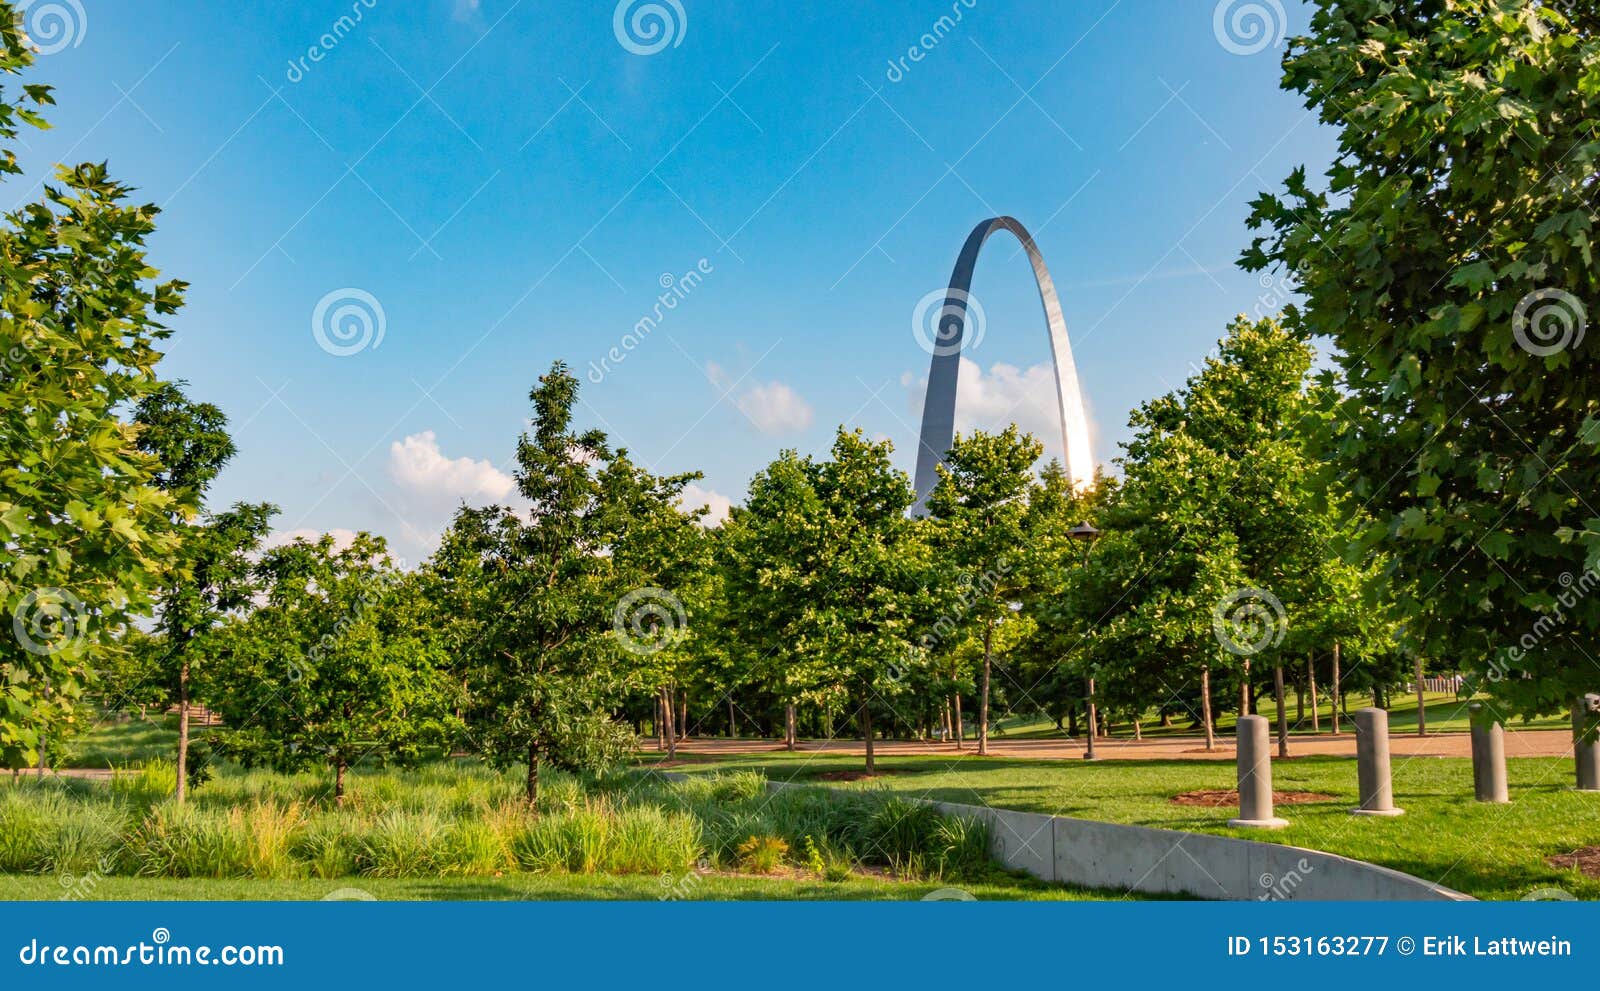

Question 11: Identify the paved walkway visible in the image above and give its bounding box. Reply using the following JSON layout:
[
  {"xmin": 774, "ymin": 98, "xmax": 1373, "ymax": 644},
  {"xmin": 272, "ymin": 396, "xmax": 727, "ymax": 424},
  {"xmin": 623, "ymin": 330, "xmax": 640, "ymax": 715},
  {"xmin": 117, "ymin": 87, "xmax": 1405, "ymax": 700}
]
[{"xmin": 651, "ymin": 727, "xmax": 1577, "ymax": 761}]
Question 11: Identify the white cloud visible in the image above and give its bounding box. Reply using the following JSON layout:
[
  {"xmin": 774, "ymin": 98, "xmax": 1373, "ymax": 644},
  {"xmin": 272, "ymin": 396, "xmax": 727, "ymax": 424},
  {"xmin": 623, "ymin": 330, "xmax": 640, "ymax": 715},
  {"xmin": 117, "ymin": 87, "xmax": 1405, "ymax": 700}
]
[
  {"xmin": 735, "ymin": 380, "xmax": 814, "ymax": 435},
  {"xmin": 679, "ymin": 483, "xmax": 734, "ymax": 526},
  {"xmin": 452, "ymin": 0, "xmax": 482, "ymax": 22},
  {"xmin": 707, "ymin": 362, "xmax": 814, "ymax": 436},
  {"xmin": 907, "ymin": 359, "xmax": 1100, "ymax": 472},
  {"xmin": 388, "ymin": 431, "xmax": 516, "ymax": 505}
]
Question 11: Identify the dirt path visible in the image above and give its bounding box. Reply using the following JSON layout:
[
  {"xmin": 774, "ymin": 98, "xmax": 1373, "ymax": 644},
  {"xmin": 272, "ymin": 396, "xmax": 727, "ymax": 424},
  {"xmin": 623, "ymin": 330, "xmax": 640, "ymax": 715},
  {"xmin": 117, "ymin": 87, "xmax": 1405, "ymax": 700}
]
[{"xmin": 651, "ymin": 727, "xmax": 1577, "ymax": 762}]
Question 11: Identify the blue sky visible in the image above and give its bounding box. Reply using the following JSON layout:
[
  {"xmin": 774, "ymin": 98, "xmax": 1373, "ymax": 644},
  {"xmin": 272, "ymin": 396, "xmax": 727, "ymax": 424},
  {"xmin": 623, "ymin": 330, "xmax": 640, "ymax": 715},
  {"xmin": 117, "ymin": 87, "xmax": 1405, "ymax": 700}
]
[{"xmin": 17, "ymin": 0, "xmax": 1333, "ymax": 561}]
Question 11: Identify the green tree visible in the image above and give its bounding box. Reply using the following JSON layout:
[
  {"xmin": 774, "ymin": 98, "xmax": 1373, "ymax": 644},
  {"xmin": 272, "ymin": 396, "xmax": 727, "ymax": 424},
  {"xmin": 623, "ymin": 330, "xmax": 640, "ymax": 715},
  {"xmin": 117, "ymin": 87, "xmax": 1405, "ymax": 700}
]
[
  {"xmin": 133, "ymin": 382, "xmax": 277, "ymax": 800},
  {"xmin": 1242, "ymin": 0, "xmax": 1600, "ymax": 749},
  {"xmin": 0, "ymin": 14, "xmax": 190, "ymax": 769},
  {"xmin": 926, "ymin": 426, "xmax": 1043, "ymax": 755},
  {"xmin": 207, "ymin": 533, "xmax": 453, "ymax": 804},
  {"xmin": 437, "ymin": 363, "xmax": 691, "ymax": 804}
]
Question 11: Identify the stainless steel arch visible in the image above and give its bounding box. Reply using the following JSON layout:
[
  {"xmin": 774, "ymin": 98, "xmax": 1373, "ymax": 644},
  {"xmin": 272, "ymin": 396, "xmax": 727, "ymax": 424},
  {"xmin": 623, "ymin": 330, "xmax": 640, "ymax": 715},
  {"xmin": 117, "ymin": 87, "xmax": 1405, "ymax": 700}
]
[{"xmin": 912, "ymin": 216, "xmax": 1094, "ymax": 511}]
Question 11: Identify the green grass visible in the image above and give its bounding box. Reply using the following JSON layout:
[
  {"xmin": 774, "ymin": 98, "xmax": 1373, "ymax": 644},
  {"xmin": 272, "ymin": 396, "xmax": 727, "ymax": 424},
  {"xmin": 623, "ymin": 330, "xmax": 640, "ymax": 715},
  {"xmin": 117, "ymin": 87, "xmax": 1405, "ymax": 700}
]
[
  {"xmin": 0, "ymin": 762, "xmax": 1129, "ymax": 900},
  {"xmin": 989, "ymin": 691, "xmax": 1567, "ymax": 740},
  {"xmin": 0, "ymin": 871, "xmax": 1106, "ymax": 901},
  {"xmin": 59, "ymin": 714, "xmax": 180, "ymax": 768},
  {"xmin": 667, "ymin": 751, "xmax": 1600, "ymax": 901}
]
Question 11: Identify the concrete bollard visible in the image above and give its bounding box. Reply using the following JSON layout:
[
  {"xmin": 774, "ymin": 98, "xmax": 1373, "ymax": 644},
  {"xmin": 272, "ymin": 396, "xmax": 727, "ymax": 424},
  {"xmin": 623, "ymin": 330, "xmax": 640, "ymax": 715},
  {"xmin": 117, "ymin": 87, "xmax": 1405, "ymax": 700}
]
[
  {"xmin": 1352, "ymin": 707, "xmax": 1403, "ymax": 816},
  {"xmin": 1575, "ymin": 695, "xmax": 1600, "ymax": 793},
  {"xmin": 1229, "ymin": 715, "xmax": 1288, "ymax": 829},
  {"xmin": 1469, "ymin": 702, "xmax": 1510, "ymax": 804}
]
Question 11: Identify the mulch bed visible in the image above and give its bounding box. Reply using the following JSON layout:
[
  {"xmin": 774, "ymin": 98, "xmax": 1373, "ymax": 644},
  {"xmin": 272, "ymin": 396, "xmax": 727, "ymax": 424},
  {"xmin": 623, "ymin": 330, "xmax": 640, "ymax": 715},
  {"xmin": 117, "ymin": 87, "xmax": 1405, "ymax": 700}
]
[
  {"xmin": 817, "ymin": 769, "xmax": 922, "ymax": 782},
  {"xmin": 1546, "ymin": 846, "xmax": 1600, "ymax": 878},
  {"xmin": 1170, "ymin": 789, "xmax": 1338, "ymax": 807}
]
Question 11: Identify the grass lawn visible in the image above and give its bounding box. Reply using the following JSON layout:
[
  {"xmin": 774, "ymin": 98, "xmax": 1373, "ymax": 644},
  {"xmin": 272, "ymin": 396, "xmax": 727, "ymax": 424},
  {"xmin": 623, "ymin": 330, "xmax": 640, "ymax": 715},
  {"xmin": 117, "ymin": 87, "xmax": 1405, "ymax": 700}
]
[
  {"xmin": 663, "ymin": 751, "xmax": 1600, "ymax": 901},
  {"xmin": 60, "ymin": 714, "xmax": 180, "ymax": 768},
  {"xmin": 989, "ymin": 691, "xmax": 1567, "ymax": 741},
  {"xmin": 0, "ymin": 870, "xmax": 1104, "ymax": 902}
]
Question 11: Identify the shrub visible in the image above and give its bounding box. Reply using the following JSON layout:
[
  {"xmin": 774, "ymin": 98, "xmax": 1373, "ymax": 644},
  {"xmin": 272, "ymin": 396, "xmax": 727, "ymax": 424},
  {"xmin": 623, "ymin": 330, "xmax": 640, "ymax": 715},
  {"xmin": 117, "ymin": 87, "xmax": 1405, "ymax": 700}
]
[
  {"xmin": 110, "ymin": 759, "xmax": 175, "ymax": 807},
  {"xmin": 736, "ymin": 835, "xmax": 788, "ymax": 874},
  {"xmin": 358, "ymin": 811, "xmax": 445, "ymax": 878},
  {"xmin": 294, "ymin": 815, "xmax": 359, "ymax": 880},
  {"xmin": 131, "ymin": 804, "xmax": 250, "ymax": 878}
]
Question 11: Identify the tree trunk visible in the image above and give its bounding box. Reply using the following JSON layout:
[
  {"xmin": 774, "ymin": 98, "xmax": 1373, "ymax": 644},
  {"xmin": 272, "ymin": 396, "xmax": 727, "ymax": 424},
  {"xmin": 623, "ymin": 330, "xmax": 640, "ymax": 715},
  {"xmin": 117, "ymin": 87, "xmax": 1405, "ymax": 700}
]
[
  {"xmin": 954, "ymin": 694, "xmax": 965, "ymax": 750},
  {"xmin": 677, "ymin": 692, "xmax": 688, "ymax": 741},
  {"xmin": 1085, "ymin": 677, "xmax": 1098, "ymax": 748},
  {"xmin": 525, "ymin": 743, "xmax": 539, "ymax": 808},
  {"xmin": 1295, "ymin": 683, "xmax": 1304, "ymax": 727},
  {"xmin": 978, "ymin": 619, "xmax": 994, "ymax": 756},
  {"xmin": 1308, "ymin": 652, "xmax": 1320, "ymax": 732},
  {"xmin": 1414, "ymin": 655, "xmax": 1427, "ymax": 737},
  {"xmin": 861, "ymin": 705, "xmax": 876, "ymax": 774},
  {"xmin": 1330, "ymin": 641, "xmax": 1342, "ymax": 736},
  {"xmin": 1133, "ymin": 719, "xmax": 1142, "ymax": 741},
  {"xmin": 785, "ymin": 703, "xmax": 797, "ymax": 751},
  {"xmin": 334, "ymin": 759, "xmax": 347, "ymax": 808},
  {"xmin": 662, "ymin": 687, "xmax": 677, "ymax": 759},
  {"xmin": 1273, "ymin": 664, "xmax": 1288, "ymax": 759},
  {"xmin": 1201, "ymin": 666, "xmax": 1215, "ymax": 752},
  {"xmin": 175, "ymin": 658, "xmax": 191, "ymax": 804},
  {"xmin": 1160, "ymin": 711, "xmax": 1173, "ymax": 728},
  {"xmin": 1067, "ymin": 704, "xmax": 1078, "ymax": 738},
  {"xmin": 728, "ymin": 696, "xmax": 737, "ymax": 739}
]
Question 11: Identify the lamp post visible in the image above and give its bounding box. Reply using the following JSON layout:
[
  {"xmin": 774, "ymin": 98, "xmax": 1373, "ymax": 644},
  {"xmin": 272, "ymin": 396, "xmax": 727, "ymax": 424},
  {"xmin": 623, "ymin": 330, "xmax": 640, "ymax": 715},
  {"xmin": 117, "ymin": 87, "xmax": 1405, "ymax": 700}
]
[{"xmin": 1069, "ymin": 522, "xmax": 1101, "ymax": 760}]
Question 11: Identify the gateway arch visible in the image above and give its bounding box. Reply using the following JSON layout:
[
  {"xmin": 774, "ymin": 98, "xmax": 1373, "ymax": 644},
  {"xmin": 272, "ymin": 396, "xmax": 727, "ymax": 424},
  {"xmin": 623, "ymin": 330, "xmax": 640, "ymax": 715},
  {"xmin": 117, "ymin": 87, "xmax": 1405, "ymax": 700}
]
[{"xmin": 912, "ymin": 216, "xmax": 1094, "ymax": 511}]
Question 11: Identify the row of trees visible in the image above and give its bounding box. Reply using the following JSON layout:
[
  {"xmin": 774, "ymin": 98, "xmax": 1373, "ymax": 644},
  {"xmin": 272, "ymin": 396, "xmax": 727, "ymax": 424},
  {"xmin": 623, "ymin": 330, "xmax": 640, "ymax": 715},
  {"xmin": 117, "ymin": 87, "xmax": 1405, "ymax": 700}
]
[{"xmin": 4, "ymin": 1, "xmax": 1597, "ymax": 805}]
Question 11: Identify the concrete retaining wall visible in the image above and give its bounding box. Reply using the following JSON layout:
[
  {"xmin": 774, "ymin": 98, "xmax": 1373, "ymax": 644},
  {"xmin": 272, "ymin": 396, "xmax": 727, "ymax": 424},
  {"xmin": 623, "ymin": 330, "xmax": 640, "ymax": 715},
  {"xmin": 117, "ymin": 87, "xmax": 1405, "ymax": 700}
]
[
  {"xmin": 661, "ymin": 772, "xmax": 1468, "ymax": 900},
  {"xmin": 929, "ymin": 799, "xmax": 1470, "ymax": 901}
]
